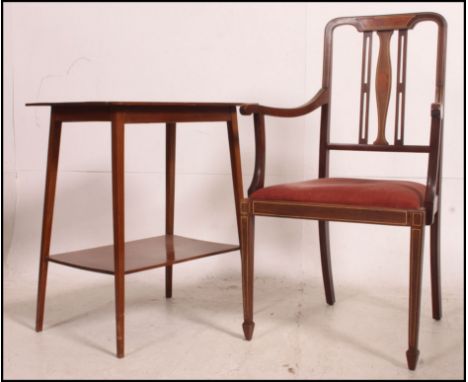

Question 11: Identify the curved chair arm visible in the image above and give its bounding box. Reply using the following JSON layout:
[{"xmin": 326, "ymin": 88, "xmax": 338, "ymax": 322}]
[
  {"xmin": 240, "ymin": 88, "xmax": 329, "ymax": 117},
  {"xmin": 244, "ymin": 88, "xmax": 329, "ymax": 195}
]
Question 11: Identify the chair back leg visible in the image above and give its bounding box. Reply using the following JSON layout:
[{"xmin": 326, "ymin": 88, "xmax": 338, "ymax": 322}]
[
  {"xmin": 430, "ymin": 212, "xmax": 442, "ymax": 320},
  {"xmin": 318, "ymin": 221, "xmax": 335, "ymax": 305}
]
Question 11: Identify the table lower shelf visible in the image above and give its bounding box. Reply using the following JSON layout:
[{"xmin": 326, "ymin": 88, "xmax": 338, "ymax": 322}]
[{"xmin": 48, "ymin": 235, "xmax": 240, "ymax": 275}]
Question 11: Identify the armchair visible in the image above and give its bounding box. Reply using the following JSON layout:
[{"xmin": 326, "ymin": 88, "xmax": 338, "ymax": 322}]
[{"xmin": 238, "ymin": 12, "xmax": 447, "ymax": 370}]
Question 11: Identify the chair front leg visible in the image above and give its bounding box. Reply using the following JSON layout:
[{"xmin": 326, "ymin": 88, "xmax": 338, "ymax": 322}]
[
  {"xmin": 240, "ymin": 200, "xmax": 255, "ymax": 340},
  {"xmin": 406, "ymin": 212, "xmax": 425, "ymax": 370}
]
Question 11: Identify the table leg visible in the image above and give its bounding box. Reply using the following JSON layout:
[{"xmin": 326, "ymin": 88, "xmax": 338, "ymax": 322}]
[
  {"xmin": 227, "ymin": 111, "xmax": 251, "ymax": 341},
  {"xmin": 36, "ymin": 112, "xmax": 62, "ymax": 332},
  {"xmin": 227, "ymin": 111, "xmax": 244, "ymax": 242},
  {"xmin": 111, "ymin": 113, "xmax": 125, "ymax": 358},
  {"xmin": 165, "ymin": 122, "xmax": 176, "ymax": 298}
]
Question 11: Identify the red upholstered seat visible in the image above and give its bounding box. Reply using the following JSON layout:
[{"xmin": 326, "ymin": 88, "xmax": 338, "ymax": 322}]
[{"xmin": 251, "ymin": 178, "xmax": 426, "ymax": 210}]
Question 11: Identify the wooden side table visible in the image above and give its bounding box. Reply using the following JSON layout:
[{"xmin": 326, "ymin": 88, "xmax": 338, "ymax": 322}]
[{"xmin": 26, "ymin": 101, "xmax": 245, "ymax": 357}]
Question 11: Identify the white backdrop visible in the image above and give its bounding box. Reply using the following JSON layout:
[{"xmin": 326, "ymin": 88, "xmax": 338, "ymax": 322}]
[{"xmin": 3, "ymin": 3, "xmax": 463, "ymax": 296}]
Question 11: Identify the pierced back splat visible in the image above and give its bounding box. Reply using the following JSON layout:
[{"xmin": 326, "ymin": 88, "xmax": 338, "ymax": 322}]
[
  {"xmin": 358, "ymin": 32, "xmax": 373, "ymax": 144},
  {"xmin": 394, "ymin": 30, "xmax": 408, "ymax": 145}
]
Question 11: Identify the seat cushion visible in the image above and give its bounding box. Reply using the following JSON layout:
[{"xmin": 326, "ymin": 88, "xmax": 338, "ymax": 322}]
[{"xmin": 251, "ymin": 178, "xmax": 426, "ymax": 210}]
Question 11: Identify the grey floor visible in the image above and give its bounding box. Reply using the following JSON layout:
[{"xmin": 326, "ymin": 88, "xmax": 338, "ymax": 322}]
[{"xmin": 4, "ymin": 265, "xmax": 464, "ymax": 380}]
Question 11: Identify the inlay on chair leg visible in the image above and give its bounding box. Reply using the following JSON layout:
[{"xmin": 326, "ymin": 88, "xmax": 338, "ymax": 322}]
[
  {"xmin": 406, "ymin": 216, "xmax": 425, "ymax": 370},
  {"xmin": 430, "ymin": 212, "xmax": 442, "ymax": 320},
  {"xmin": 36, "ymin": 115, "xmax": 62, "ymax": 332},
  {"xmin": 318, "ymin": 221, "xmax": 335, "ymax": 305},
  {"xmin": 240, "ymin": 202, "xmax": 255, "ymax": 340}
]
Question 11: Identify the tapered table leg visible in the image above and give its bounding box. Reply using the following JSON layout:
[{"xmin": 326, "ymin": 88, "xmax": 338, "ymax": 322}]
[
  {"xmin": 111, "ymin": 113, "xmax": 125, "ymax": 358},
  {"xmin": 227, "ymin": 111, "xmax": 254, "ymax": 339},
  {"xmin": 36, "ymin": 112, "xmax": 62, "ymax": 332},
  {"xmin": 227, "ymin": 111, "xmax": 244, "ymax": 241},
  {"xmin": 165, "ymin": 122, "xmax": 176, "ymax": 298}
]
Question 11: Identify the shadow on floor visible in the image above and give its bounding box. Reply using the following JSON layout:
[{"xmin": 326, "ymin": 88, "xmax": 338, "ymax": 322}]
[{"xmin": 4, "ymin": 270, "xmax": 463, "ymax": 364}]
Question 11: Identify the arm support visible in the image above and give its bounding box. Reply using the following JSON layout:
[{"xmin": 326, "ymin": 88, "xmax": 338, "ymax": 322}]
[
  {"xmin": 248, "ymin": 113, "xmax": 266, "ymax": 196},
  {"xmin": 240, "ymin": 88, "xmax": 329, "ymax": 117},
  {"xmin": 425, "ymin": 102, "xmax": 443, "ymax": 224}
]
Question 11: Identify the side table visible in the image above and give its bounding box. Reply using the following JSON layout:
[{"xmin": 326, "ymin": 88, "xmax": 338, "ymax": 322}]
[{"xmin": 26, "ymin": 101, "xmax": 246, "ymax": 357}]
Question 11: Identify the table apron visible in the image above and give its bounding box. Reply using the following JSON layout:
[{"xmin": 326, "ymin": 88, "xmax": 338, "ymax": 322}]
[
  {"xmin": 124, "ymin": 111, "xmax": 232, "ymax": 123},
  {"xmin": 52, "ymin": 109, "xmax": 234, "ymax": 123}
]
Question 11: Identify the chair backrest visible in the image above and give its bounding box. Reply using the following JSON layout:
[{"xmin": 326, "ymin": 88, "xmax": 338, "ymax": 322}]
[{"xmin": 318, "ymin": 13, "xmax": 447, "ymax": 221}]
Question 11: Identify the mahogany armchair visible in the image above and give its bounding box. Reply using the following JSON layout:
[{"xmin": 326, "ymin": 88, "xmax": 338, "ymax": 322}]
[{"xmin": 239, "ymin": 12, "xmax": 446, "ymax": 370}]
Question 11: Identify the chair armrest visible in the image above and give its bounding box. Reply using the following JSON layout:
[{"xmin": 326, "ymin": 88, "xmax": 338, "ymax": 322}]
[{"xmin": 240, "ymin": 88, "xmax": 329, "ymax": 117}]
